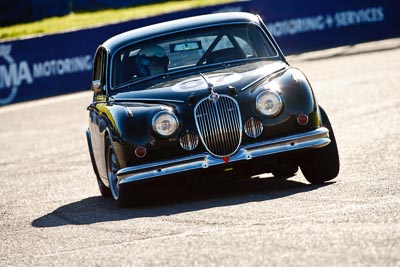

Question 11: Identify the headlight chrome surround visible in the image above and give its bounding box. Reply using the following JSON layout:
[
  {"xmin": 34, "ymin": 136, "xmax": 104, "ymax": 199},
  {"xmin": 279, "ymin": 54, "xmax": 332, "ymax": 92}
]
[
  {"xmin": 152, "ymin": 110, "xmax": 179, "ymax": 137},
  {"xmin": 256, "ymin": 90, "xmax": 283, "ymax": 117}
]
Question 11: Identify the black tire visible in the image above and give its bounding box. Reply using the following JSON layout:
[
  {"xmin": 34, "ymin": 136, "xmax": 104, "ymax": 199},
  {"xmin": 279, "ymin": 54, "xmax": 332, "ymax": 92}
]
[
  {"xmin": 96, "ymin": 177, "xmax": 112, "ymax": 198},
  {"xmin": 86, "ymin": 129, "xmax": 111, "ymax": 197},
  {"xmin": 300, "ymin": 107, "xmax": 340, "ymax": 184},
  {"xmin": 105, "ymin": 138, "xmax": 129, "ymax": 208}
]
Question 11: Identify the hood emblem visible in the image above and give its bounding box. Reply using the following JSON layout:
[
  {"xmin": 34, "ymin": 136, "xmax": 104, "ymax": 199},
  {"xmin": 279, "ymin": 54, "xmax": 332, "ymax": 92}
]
[
  {"xmin": 199, "ymin": 72, "xmax": 219, "ymax": 103},
  {"xmin": 209, "ymin": 92, "xmax": 219, "ymax": 103}
]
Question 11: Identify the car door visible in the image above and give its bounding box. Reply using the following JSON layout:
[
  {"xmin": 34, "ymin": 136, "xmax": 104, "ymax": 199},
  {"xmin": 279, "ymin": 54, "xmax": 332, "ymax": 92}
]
[{"xmin": 88, "ymin": 47, "xmax": 108, "ymax": 181}]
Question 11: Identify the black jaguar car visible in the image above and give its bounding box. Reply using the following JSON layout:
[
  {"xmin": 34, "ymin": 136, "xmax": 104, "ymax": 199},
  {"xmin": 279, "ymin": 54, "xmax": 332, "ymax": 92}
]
[{"xmin": 86, "ymin": 12, "xmax": 339, "ymax": 207}]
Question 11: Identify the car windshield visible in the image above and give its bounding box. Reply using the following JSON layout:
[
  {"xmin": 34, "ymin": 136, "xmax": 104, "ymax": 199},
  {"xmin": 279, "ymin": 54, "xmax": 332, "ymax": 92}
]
[{"xmin": 111, "ymin": 24, "xmax": 278, "ymax": 89}]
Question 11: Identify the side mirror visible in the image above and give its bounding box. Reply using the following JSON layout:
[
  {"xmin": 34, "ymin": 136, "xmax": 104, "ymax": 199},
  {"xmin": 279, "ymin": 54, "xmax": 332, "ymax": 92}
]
[{"xmin": 92, "ymin": 80, "xmax": 104, "ymax": 95}]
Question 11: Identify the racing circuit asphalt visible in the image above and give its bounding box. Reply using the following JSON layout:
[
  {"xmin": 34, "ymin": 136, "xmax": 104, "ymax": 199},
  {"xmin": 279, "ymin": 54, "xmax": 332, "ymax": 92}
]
[{"xmin": 1, "ymin": 38, "xmax": 399, "ymax": 266}]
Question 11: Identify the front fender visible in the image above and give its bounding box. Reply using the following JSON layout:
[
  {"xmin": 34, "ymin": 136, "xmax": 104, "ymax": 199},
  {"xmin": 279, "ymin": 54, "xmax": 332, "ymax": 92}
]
[
  {"xmin": 103, "ymin": 103, "xmax": 173, "ymax": 145},
  {"xmin": 239, "ymin": 67, "xmax": 320, "ymax": 141},
  {"xmin": 99, "ymin": 102, "xmax": 180, "ymax": 170}
]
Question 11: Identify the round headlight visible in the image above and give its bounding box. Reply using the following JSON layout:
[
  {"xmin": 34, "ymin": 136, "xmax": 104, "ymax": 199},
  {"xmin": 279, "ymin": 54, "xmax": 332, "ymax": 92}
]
[
  {"xmin": 256, "ymin": 90, "xmax": 282, "ymax": 117},
  {"xmin": 152, "ymin": 111, "xmax": 179, "ymax": 137}
]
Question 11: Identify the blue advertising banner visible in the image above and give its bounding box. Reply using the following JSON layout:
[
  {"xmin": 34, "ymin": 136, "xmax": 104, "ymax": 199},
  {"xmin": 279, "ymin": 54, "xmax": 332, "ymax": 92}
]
[
  {"xmin": 0, "ymin": 0, "xmax": 399, "ymax": 105},
  {"xmin": 251, "ymin": 0, "xmax": 400, "ymax": 54}
]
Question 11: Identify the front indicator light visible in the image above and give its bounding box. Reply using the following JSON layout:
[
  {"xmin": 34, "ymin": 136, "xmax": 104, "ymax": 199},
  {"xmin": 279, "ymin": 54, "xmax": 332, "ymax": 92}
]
[
  {"xmin": 297, "ymin": 114, "xmax": 309, "ymax": 125},
  {"xmin": 135, "ymin": 146, "xmax": 147, "ymax": 158}
]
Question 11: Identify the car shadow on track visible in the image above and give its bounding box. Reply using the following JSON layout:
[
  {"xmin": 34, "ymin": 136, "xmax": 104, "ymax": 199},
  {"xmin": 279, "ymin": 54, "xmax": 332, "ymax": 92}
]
[{"xmin": 32, "ymin": 176, "xmax": 333, "ymax": 228}]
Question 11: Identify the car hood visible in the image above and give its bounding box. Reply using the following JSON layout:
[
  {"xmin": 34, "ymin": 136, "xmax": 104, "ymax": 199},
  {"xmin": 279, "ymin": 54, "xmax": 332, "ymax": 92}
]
[{"xmin": 111, "ymin": 61, "xmax": 288, "ymax": 104}]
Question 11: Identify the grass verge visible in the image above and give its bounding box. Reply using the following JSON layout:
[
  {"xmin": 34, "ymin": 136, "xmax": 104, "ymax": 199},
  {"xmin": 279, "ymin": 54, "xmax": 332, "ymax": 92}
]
[{"xmin": 0, "ymin": 0, "xmax": 238, "ymax": 41}]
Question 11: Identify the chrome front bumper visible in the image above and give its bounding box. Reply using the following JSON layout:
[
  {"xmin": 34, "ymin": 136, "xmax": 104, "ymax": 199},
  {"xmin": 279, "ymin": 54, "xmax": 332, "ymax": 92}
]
[{"xmin": 117, "ymin": 127, "xmax": 330, "ymax": 185}]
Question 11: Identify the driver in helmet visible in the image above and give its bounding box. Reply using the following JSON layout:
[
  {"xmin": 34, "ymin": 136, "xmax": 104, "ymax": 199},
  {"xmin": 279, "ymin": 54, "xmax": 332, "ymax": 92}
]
[{"xmin": 136, "ymin": 45, "xmax": 169, "ymax": 77}]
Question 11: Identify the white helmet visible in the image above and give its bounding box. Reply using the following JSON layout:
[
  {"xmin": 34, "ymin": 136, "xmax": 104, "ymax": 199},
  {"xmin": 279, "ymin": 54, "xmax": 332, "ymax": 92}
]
[{"xmin": 136, "ymin": 45, "xmax": 169, "ymax": 76}]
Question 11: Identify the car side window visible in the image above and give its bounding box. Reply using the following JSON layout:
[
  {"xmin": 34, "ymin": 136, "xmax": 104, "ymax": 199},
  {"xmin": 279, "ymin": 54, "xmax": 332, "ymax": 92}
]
[{"xmin": 93, "ymin": 48, "xmax": 106, "ymax": 93}]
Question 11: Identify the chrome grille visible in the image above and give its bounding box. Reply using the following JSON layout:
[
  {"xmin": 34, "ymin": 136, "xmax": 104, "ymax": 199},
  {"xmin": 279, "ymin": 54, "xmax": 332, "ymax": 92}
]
[{"xmin": 194, "ymin": 94, "xmax": 242, "ymax": 157}]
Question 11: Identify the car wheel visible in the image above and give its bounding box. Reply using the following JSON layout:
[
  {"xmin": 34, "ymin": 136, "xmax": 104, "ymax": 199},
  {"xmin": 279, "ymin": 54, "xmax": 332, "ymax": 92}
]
[
  {"xmin": 105, "ymin": 138, "xmax": 129, "ymax": 207},
  {"xmin": 96, "ymin": 177, "xmax": 111, "ymax": 197},
  {"xmin": 300, "ymin": 107, "xmax": 340, "ymax": 184}
]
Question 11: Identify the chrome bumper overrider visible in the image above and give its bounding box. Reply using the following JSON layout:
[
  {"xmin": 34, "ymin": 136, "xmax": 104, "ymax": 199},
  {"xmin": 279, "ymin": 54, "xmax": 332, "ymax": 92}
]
[{"xmin": 117, "ymin": 127, "xmax": 330, "ymax": 185}]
